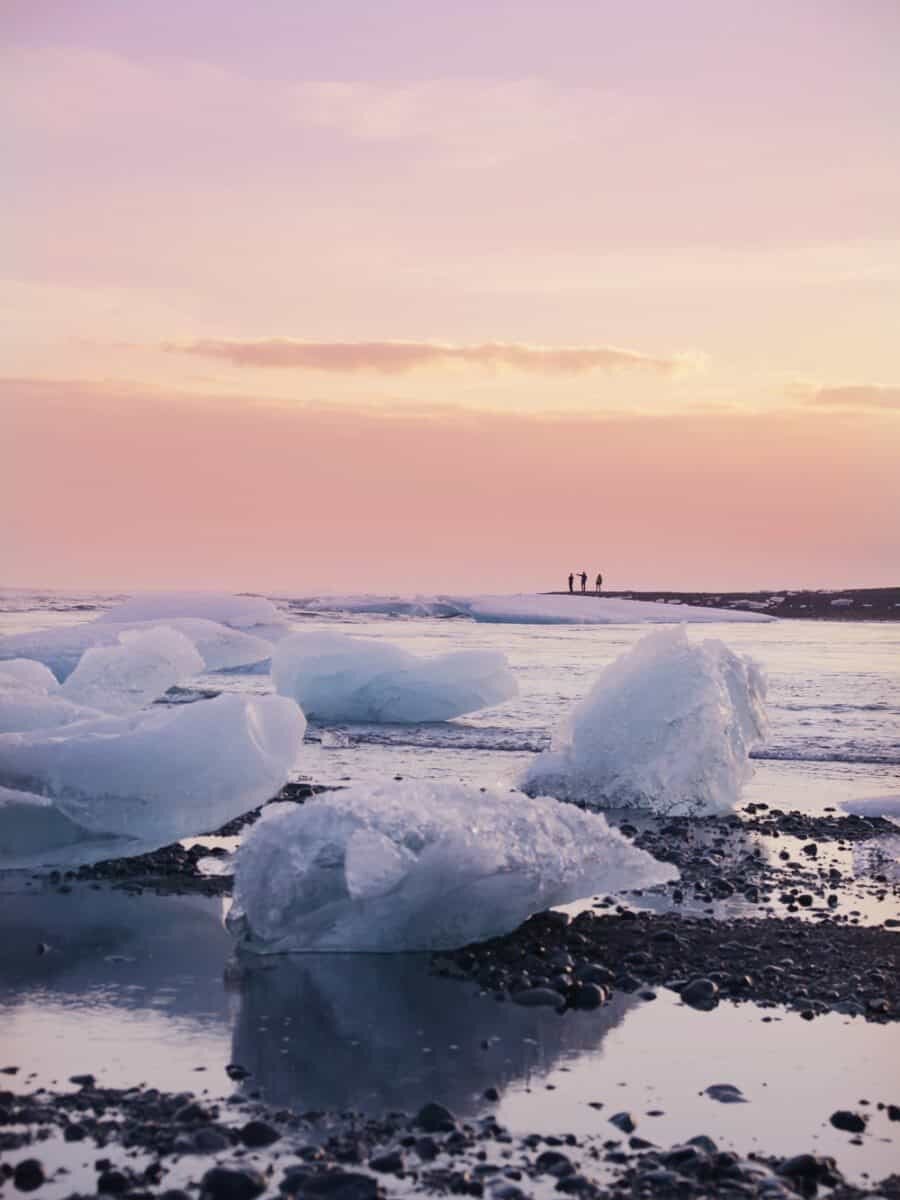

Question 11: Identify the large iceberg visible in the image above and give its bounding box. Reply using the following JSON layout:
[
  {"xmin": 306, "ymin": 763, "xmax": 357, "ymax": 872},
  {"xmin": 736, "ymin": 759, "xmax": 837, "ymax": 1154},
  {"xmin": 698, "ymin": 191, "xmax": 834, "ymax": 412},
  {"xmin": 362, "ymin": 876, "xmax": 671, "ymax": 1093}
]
[
  {"xmin": 288, "ymin": 593, "xmax": 775, "ymax": 625},
  {"xmin": 228, "ymin": 781, "xmax": 677, "ymax": 953},
  {"xmin": 0, "ymin": 616, "xmax": 273, "ymax": 680},
  {"xmin": 521, "ymin": 627, "xmax": 767, "ymax": 816},
  {"xmin": 0, "ymin": 694, "xmax": 305, "ymax": 867},
  {"xmin": 272, "ymin": 631, "xmax": 518, "ymax": 723}
]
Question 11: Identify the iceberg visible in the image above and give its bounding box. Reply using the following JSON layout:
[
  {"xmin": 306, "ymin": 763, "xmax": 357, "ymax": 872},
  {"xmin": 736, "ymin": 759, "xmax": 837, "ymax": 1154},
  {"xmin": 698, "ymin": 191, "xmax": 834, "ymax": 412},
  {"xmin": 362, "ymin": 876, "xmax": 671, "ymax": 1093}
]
[
  {"xmin": 98, "ymin": 591, "xmax": 288, "ymax": 639},
  {"xmin": 521, "ymin": 627, "xmax": 767, "ymax": 816},
  {"xmin": 0, "ymin": 660, "xmax": 97, "ymax": 734},
  {"xmin": 228, "ymin": 781, "xmax": 678, "ymax": 953},
  {"xmin": 0, "ymin": 616, "xmax": 272, "ymax": 680},
  {"xmin": 0, "ymin": 694, "xmax": 305, "ymax": 867},
  {"xmin": 272, "ymin": 631, "xmax": 518, "ymax": 723},
  {"xmin": 59, "ymin": 627, "xmax": 204, "ymax": 715}
]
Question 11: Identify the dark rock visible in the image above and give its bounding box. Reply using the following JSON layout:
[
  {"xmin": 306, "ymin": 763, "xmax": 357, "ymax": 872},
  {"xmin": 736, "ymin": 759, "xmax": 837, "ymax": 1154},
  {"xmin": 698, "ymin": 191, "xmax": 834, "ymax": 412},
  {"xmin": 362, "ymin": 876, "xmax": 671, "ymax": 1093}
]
[
  {"xmin": 240, "ymin": 1119, "xmax": 279, "ymax": 1148},
  {"xmin": 829, "ymin": 1110, "xmax": 867, "ymax": 1133},
  {"xmin": 201, "ymin": 1166, "xmax": 267, "ymax": 1200},
  {"xmin": 534, "ymin": 1151, "xmax": 573, "ymax": 1177},
  {"xmin": 13, "ymin": 1160, "xmax": 45, "ymax": 1192},
  {"xmin": 368, "ymin": 1150, "xmax": 403, "ymax": 1174},
  {"xmin": 681, "ymin": 978, "xmax": 719, "ymax": 1011},
  {"xmin": 570, "ymin": 984, "xmax": 606, "ymax": 1010},
  {"xmin": 300, "ymin": 1173, "xmax": 378, "ymax": 1200},
  {"xmin": 97, "ymin": 1169, "xmax": 130, "ymax": 1194},
  {"xmin": 69, "ymin": 1074, "xmax": 96, "ymax": 1088},
  {"xmin": 608, "ymin": 1112, "xmax": 635, "ymax": 1134},
  {"xmin": 194, "ymin": 1127, "xmax": 232, "ymax": 1154},
  {"xmin": 414, "ymin": 1102, "xmax": 457, "ymax": 1133}
]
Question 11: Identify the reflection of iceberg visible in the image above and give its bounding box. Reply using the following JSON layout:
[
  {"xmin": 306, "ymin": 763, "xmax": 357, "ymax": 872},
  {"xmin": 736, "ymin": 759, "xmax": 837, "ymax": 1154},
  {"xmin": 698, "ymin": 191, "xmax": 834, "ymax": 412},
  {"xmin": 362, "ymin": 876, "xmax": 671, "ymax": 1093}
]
[
  {"xmin": 231, "ymin": 953, "xmax": 636, "ymax": 1116},
  {"xmin": 0, "ymin": 694, "xmax": 305, "ymax": 868},
  {"xmin": 230, "ymin": 782, "xmax": 676, "ymax": 953},
  {"xmin": 272, "ymin": 631, "xmax": 517, "ymax": 723},
  {"xmin": 0, "ymin": 881, "xmax": 234, "ymax": 1091},
  {"xmin": 522, "ymin": 628, "xmax": 767, "ymax": 816}
]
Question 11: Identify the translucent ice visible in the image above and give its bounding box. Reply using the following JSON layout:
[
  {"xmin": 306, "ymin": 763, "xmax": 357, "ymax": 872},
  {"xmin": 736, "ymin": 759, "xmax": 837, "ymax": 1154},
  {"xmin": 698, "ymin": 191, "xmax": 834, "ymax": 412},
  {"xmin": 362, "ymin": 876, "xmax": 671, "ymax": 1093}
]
[
  {"xmin": 0, "ymin": 694, "xmax": 305, "ymax": 866},
  {"xmin": 60, "ymin": 627, "xmax": 204, "ymax": 714},
  {"xmin": 228, "ymin": 781, "xmax": 677, "ymax": 953},
  {"xmin": 521, "ymin": 627, "xmax": 767, "ymax": 816},
  {"xmin": 0, "ymin": 660, "xmax": 96, "ymax": 734},
  {"xmin": 272, "ymin": 631, "xmax": 518, "ymax": 723},
  {"xmin": 98, "ymin": 591, "xmax": 287, "ymax": 638},
  {"xmin": 0, "ymin": 617, "xmax": 272, "ymax": 680}
]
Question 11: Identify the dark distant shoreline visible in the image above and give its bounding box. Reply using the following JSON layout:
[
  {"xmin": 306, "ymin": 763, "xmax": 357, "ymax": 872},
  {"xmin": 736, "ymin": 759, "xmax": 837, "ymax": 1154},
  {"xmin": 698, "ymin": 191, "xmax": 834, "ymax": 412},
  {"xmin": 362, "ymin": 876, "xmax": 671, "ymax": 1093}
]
[{"xmin": 543, "ymin": 586, "xmax": 900, "ymax": 620}]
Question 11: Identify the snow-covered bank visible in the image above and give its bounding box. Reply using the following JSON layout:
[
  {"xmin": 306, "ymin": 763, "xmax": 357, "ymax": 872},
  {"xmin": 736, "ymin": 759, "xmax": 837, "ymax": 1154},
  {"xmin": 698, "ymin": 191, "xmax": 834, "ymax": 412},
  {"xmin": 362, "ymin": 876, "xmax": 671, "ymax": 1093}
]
[
  {"xmin": 273, "ymin": 631, "xmax": 517, "ymax": 723},
  {"xmin": 229, "ymin": 781, "xmax": 677, "ymax": 952},
  {"xmin": 290, "ymin": 592, "xmax": 776, "ymax": 624},
  {"xmin": 522, "ymin": 627, "xmax": 767, "ymax": 816}
]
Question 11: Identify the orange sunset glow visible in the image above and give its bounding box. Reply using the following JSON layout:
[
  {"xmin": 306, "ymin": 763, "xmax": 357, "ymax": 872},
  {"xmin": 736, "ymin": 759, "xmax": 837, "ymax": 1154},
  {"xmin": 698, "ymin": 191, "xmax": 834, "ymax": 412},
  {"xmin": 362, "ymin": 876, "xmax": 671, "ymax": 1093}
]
[{"xmin": 3, "ymin": 1, "xmax": 899, "ymax": 592}]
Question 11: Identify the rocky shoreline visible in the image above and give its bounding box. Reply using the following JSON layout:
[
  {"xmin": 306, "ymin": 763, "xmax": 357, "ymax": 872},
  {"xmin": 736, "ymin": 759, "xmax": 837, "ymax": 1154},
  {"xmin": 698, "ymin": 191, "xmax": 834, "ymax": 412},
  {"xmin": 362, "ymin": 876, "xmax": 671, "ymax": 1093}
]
[{"xmin": 1, "ymin": 1078, "xmax": 898, "ymax": 1200}]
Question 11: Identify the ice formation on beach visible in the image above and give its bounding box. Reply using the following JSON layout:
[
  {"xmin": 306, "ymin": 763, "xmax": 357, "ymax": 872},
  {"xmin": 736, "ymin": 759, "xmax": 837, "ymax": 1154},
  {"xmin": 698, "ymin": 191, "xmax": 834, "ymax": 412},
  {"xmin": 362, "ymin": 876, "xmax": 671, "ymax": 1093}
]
[
  {"xmin": 59, "ymin": 627, "xmax": 204, "ymax": 715},
  {"xmin": 292, "ymin": 593, "xmax": 775, "ymax": 625},
  {"xmin": 228, "ymin": 781, "xmax": 678, "ymax": 953},
  {"xmin": 0, "ymin": 616, "xmax": 273, "ymax": 680},
  {"xmin": 272, "ymin": 631, "xmax": 518, "ymax": 723},
  {"xmin": 0, "ymin": 694, "xmax": 305, "ymax": 867},
  {"xmin": 98, "ymin": 591, "xmax": 288, "ymax": 641},
  {"xmin": 521, "ymin": 627, "xmax": 767, "ymax": 816},
  {"xmin": 0, "ymin": 660, "xmax": 95, "ymax": 734}
]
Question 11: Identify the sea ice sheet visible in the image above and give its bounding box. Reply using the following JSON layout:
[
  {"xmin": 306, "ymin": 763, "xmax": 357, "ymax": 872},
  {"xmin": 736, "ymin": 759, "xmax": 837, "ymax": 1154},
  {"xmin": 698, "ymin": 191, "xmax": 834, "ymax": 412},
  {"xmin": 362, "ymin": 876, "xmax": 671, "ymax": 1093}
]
[
  {"xmin": 272, "ymin": 631, "xmax": 518, "ymax": 723},
  {"xmin": 521, "ymin": 627, "xmax": 767, "ymax": 816},
  {"xmin": 0, "ymin": 694, "xmax": 305, "ymax": 867},
  {"xmin": 228, "ymin": 781, "xmax": 678, "ymax": 952}
]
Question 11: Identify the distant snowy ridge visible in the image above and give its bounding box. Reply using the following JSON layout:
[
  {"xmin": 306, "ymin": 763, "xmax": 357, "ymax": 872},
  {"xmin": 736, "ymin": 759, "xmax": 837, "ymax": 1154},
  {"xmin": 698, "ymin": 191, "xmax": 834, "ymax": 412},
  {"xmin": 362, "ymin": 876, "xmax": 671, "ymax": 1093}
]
[{"xmin": 289, "ymin": 593, "xmax": 775, "ymax": 624}]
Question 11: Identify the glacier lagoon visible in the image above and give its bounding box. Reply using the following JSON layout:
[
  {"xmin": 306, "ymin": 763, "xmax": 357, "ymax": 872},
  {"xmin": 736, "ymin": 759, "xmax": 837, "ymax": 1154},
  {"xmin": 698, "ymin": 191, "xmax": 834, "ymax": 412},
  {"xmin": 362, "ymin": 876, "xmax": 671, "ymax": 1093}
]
[{"xmin": 0, "ymin": 588, "xmax": 897, "ymax": 1191}]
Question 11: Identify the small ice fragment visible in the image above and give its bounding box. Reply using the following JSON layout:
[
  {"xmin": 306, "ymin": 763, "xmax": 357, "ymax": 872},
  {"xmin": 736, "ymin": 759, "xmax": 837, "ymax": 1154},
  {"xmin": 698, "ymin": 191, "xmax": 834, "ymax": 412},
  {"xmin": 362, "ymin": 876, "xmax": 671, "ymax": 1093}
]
[
  {"xmin": 521, "ymin": 627, "xmax": 767, "ymax": 816},
  {"xmin": 228, "ymin": 781, "xmax": 677, "ymax": 953},
  {"xmin": 272, "ymin": 631, "xmax": 517, "ymax": 723}
]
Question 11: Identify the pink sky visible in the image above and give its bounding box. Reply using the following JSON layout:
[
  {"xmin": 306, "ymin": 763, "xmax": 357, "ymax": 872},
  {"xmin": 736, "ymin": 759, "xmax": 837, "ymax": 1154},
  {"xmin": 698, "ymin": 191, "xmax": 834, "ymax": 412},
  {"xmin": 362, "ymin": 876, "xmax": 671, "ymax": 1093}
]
[{"xmin": 2, "ymin": 1, "xmax": 899, "ymax": 592}]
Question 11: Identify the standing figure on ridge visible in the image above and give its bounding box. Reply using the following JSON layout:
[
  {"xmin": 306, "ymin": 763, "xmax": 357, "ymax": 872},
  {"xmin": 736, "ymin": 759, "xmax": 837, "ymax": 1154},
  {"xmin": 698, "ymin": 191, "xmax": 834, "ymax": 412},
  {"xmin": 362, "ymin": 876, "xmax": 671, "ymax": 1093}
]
[
  {"xmin": 568, "ymin": 572, "xmax": 574, "ymax": 594},
  {"xmin": 580, "ymin": 571, "xmax": 588, "ymax": 593},
  {"xmin": 596, "ymin": 572, "xmax": 603, "ymax": 594}
]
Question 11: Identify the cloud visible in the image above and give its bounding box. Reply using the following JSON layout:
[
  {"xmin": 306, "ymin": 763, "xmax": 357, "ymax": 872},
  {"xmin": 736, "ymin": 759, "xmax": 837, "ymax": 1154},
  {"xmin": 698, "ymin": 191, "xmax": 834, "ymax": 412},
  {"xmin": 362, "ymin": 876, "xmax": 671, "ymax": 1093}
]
[
  {"xmin": 163, "ymin": 338, "xmax": 688, "ymax": 376},
  {"xmin": 804, "ymin": 385, "xmax": 900, "ymax": 412}
]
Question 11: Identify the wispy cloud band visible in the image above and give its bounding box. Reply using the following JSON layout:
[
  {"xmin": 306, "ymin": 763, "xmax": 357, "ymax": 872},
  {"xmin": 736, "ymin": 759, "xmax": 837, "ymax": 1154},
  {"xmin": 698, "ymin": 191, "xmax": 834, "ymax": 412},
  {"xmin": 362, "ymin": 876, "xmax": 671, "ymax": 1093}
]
[
  {"xmin": 162, "ymin": 338, "xmax": 688, "ymax": 375},
  {"xmin": 805, "ymin": 385, "xmax": 900, "ymax": 412}
]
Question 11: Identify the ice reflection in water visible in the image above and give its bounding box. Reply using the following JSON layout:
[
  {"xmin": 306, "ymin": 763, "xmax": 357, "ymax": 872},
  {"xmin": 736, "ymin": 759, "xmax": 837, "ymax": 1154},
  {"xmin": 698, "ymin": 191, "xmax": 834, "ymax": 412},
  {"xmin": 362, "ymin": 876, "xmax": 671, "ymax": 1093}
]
[{"xmin": 230, "ymin": 952, "xmax": 633, "ymax": 1115}]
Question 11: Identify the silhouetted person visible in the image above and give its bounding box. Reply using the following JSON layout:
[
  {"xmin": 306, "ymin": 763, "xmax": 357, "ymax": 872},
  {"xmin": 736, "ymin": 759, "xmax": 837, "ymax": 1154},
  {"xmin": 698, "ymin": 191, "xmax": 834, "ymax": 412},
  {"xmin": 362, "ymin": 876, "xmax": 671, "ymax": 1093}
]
[
  {"xmin": 568, "ymin": 573, "xmax": 574, "ymax": 594},
  {"xmin": 596, "ymin": 573, "xmax": 603, "ymax": 594},
  {"xmin": 580, "ymin": 571, "xmax": 587, "ymax": 593}
]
